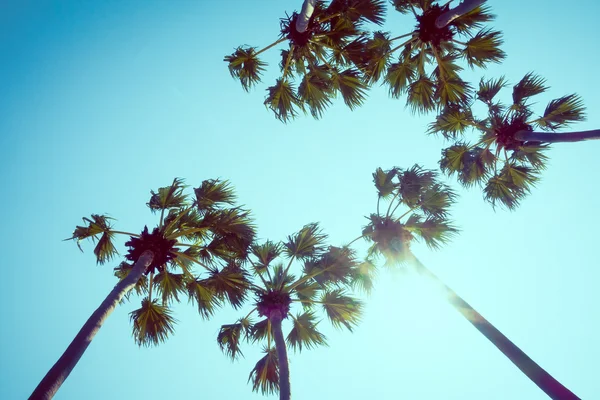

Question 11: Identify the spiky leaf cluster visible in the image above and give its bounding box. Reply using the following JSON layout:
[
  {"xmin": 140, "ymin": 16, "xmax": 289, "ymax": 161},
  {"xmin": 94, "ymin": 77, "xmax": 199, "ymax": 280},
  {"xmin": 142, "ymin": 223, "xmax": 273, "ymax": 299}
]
[
  {"xmin": 359, "ymin": 0, "xmax": 504, "ymax": 113},
  {"xmin": 217, "ymin": 224, "xmax": 364, "ymax": 395},
  {"xmin": 225, "ymin": 0, "xmax": 386, "ymax": 122},
  {"xmin": 69, "ymin": 178, "xmax": 256, "ymax": 347},
  {"xmin": 433, "ymin": 73, "xmax": 586, "ymax": 209},
  {"xmin": 363, "ymin": 165, "xmax": 458, "ymax": 265}
]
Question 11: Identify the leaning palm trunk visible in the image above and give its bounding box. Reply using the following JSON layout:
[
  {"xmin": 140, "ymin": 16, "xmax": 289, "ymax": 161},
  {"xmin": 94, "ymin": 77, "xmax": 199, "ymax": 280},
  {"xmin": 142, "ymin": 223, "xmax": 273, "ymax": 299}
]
[
  {"xmin": 295, "ymin": 0, "xmax": 317, "ymax": 33},
  {"xmin": 515, "ymin": 129, "xmax": 600, "ymax": 143},
  {"xmin": 436, "ymin": 0, "xmax": 486, "ymax": 28},
  {"xmin": 30, "ymin": 251, "xmax": 154, "ymax": 400},
  {"xmin": 271, "ymin": 311, "xmax": 292, "ymax": 400},
  {"xmin": 410, "ymin": 255, "xmax": 579, "ymax": 400}
]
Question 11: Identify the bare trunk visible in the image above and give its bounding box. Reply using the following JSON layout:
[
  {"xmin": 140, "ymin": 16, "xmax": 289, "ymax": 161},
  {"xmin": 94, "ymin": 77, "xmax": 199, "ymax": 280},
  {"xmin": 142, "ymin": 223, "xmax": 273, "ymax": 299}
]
[
  {"xmin": 411, "ymin": 255, "xmax": 580, "ymax": 400},
  {"xmin": 515, "ymin": 129, "xmax": 600, "ymax": 143},
  {"xmin": 29, "ymin": 251, "xmax": 154, "ymax": 400},
  {"xmin": 295, "ymin": 0, "xmax": 317, "ymax": 33},
  {"xmin": 436, "ymin": 0, "xmax": 486, "ymax": 28},
  {"xmin": 271, "ymin": 312, "xmax": 291, "ymax": 400}
]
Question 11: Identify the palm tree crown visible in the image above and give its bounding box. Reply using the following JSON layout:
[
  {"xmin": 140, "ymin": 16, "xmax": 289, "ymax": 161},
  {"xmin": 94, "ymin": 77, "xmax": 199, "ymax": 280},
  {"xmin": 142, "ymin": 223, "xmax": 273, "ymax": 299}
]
[
  {"xmin": 432, "ymin": 73, "xmax": 587, "ymax": 209},
  {"xmin": 224, "ymin": 0, "xmax": 386, "ymax": 122},
  {"xmin": 70, "ymin": 178, "xmax": 256, "ymax": 346},
  {"xmin": 216, "ymin": 223, "xmax": 365, "ymax": 396},
  {"xmin": 354, "ymin": 0, "xmax": 504, "ymax": 114}
]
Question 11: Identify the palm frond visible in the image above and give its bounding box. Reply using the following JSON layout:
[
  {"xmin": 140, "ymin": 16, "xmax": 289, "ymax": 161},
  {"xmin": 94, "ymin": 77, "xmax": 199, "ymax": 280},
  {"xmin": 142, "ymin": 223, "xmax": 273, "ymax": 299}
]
[
  {"xmin": 129, "ymin": 298, "xmax": 177, "ymax": 347},
  {"xmin": 330, "ymin": 67, "xmax": 368, "ymax": 110},
  {"xmin": 193, "ymin": 179, "xmax": 236, "ymax": 211},
  {"xmin": 407, "ymin": 75, "xmax": 436, "ymax": 114},
  {"xmin": 304, "ymin": 246, "xmax": 357, "ymax": 286},
  {"xmin": 147, "ymin": 178, "xmax": 187, "ymax": 213},
  {"xmin": 331, "ymin": 0, "xmax": 387, "ymax": 26},
  {"xmin": 461, "ymin": 28, "xmax": 505, "ymax": 68},
  {"xmin": 451, "ymin": 5, "xmax": 494, "ymax": 34},
  {"xmin": 298, "ymin": 65, "xmax": 334, "ymax": 119},
  {"xmin": 510, "ymin": 144, "xmax": 548, "ymax": 170},
  {"xmin": 362, "ymin": 31, "xmax": 392, "ymax": 84},
  {"xmin": 397, "ymin": 165, "xmax": 436, "ymax": 207},
  {"xmin": 372, "ymin": 167, "xmax": 398, "ymax": 199},
  {"xmin": 264, "ymin": 78, "xmax": 303, "ymax": 123},
  {"xmin": 224, "ymin": 47, "xmax": 266, "ymax": 91},
  {"xmin": 385, "ymin": 58, "xmax": 416, "ymax": 98},
  {"xmin": 248, "ymin": 347, "xmax": 279, "ymax": 395},
  {"xmin": 249, "ymin": 318, "xmax": 271, "ymax": 343},
  {"xmin": 483, "ymin": 164, "xmax": 538, "ymax": 209},
  {"xmin": 435, "ymin": 76, "xmax": 471, "ymax": 108},
  {"xmin": 294, "ymin": 280, "xmax": 321, "ymax": 309},
  {"xmin": 534, "ymin": 94, "xmax": 586, "ymax": 130},
  {"xmin": 428, "ymin": 105, "xmax": 474, "ymax": 138},
  {"xmin": 404, "ymin": 214, "xmax": 457, "ymax": 249},
  {"xmin": 418, "ymin": 183, "xmax": 457, "ymax": 218},
  {"xmin": 477, "ymin": 76, "xmax": 507, "ymax": 104},
  {"xmin": 350, "ymin": 259, "xmax": 377, "ymax": 294},
  {"xmin": 512, "ymin": 72, "xmax": 548, "ymax": 106},
  {"xmin": 440, "ymin": 143, "xmax": 495, "ymax": 187},
  {"xmin": 284, "ymin": 223, "xmax": 327, "ymax": 259},
  {"xmin": 204, "ymin": 265, "xmax": 250, "ymax": 309},
  {"xmin": 392, "ymin": 0, "xmax": 423, "ymax": 14},
  {"xmin": 218, "ymin": 318, "xmax": 251, "ymax": 361},
  {"xmin": 287, "ymin": 311, "xmax": 328, "ymax": 352},
  {"xmin": 320, "ymin": 289, "xmax": 363, "ymax": 331},
  {"xmin": 186, "ymin": 278, "xmax": 218, "ymax": 319},
  {"xmin": 68, "ymin": 214, "xmax": 118, "ymax": 264},
  {"xmin": 367, "ymin": 215, "xmax": 413, "ymax": 263},
  {"xmin": 154, "ymin": 270, "xmax": 185, "ymax": 305},
  {"xmin": 251, "ymin": 241, "xmax": 282, "ymax": 271}
]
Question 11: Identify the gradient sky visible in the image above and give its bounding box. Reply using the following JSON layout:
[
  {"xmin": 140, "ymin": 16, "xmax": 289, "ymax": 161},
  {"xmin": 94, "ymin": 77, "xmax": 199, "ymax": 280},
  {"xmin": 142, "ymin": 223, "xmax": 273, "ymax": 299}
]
[{"xmin": 1, "ymin": 1, "xmax": 599, "ymax": 399}]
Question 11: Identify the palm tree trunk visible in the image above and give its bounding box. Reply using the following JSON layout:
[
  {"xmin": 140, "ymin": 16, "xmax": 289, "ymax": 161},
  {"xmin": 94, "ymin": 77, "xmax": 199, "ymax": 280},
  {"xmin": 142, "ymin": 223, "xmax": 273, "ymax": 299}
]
[
  {"xmin": 515, "ymin": 129, "xmax": 600, "ymax": 143},
  {"xmin": 436, "ymin": 0, "xmax": 485, "ymax": 28},
  {"xmin": 271, "ymin": 312, "xmax": 291, "ymax": 400},
  {"xmin": 29, "ymin": 251, "xmax": 154, "ymax": 400},
  {"xmin": 411, "ymin": 255, "xmax": 580, "ymax": 400},
  {"xmin": 296, "ymin": 0, "xmax": 317, "ymax": 33}
]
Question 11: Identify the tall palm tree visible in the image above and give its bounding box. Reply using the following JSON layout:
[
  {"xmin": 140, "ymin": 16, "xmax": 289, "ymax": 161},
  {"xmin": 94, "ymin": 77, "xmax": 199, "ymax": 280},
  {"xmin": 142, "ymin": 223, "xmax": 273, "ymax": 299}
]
[
  {"xmin": 349, "ymin": 165, "xmax": 579, "ymax": 399},
  {"xmin": 224, "ymin": 0, "xmax": 385, "ymax": 122},
  {"xmin": 29, "ymin": 178, "xmax": 255, "ymax": 400},
  {"xmin": 433, "ymin": 73, "xmax": 597, "ymax": 209},
  {"xmin": 216, "ymin": 223, "xmax": 364, "ymax": 399},
  {"xmin": 355, "ymin": 0, "xmax": 505, "ymax": 113}
]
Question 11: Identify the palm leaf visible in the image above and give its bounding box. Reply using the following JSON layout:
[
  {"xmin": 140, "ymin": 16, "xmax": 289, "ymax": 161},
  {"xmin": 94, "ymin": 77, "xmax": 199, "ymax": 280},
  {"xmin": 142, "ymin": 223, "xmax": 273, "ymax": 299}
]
[
  {"xmin": 462, "ymin": 28, "xmax": 505, "ymax": 68},
  {"xmin": 248, "ymin": 347, "xmax": 279, "ymax": 395},
  {"xmin": 147, "ymin": 178, "xmax": 187, "ymax": 213},
  {"xmin": 363, "ymin": 31, "xmax": 391, "ymax": 84},
  {"xmin": 284, "ymin": 223, "xmax": 327, "ymax": 259},
  {"xmin": 204, "ymin": 265, "xmax": 250, "ymax": 309},
  {"xmin": 186, "ymin": 278, "xmax": 218, "ymax": 319},
  {"xmin": 218, "ymin": 318, "xmax": 251, "ymax": 361},
  {"xmin": 511, "ymin": 144, "xmax": 548, "ymax": 170},
  {"xmin": 330, "ymin": 68, "xmax": 368, "ymax": 110},
  {"xmin": 224, "ymin": 47, "xmax": 266, "ymax": 91},
  {"xmin": 129, "ymin": 298, "xmax": 177, "ymax": 347},
  {"xmin": 405, "ymin": 214, "xmax": 457, "ymax": 249},
  {"xmin": 392, "ymin": 0, "xmax": 423, "ymax": 14},
  {"xmin": 332, "ymin": 0, "xmax": 387, "ymax": 25},
  {"xmin": 294, "ymin": 280, "xmax": 321, "ymax": 309},
  {"xmin": 287, "ymin": 311, "xmax": 328, "ymax": 352},
  {"xmin": 435, "ymin": 77, "xmax": 471, "ymax": 108},
  {"xmin": 304, "ymin": 246, "xmax": 357, "ymax": 286},
  {"xmin": 264, "ymin": 78, "xmax": 303, "ymax": 123},
  {"xmin": 534, "ymin": 94, "xmax": 586, "ymax": 130},
  {"xmin": 154, "ymin": 270, "xmax": 185, "ymax": 305},
  {"xmin": 193, "ymin": 179, "xmax": 236, "ymax": 211},
  {"xmin": 372, "ymin": 167, "xmax": 398, "ymax": 198},
  {"xmin": 418, "ymin": 183, "xmax": 456, "ymax": 218},
  {"xmin": 386, "ymin": 58, "xmax": 416, "ymax": 98},
  {"xmin": 407, "ymin": 75, "xmax": 436, "ymax": 114},
  {"xmin": 249, "ymin": 318, "xmax": 271, "ymax": 343},
  {"xmin": 483, "ymin": 167, "xmax": 534, "ymax": 210},
  {"xmin": 251, "ymin": 241, "xmax": 282, "ymax": 270},
  {"xmin": 68, "ymin": 214, "xmax": 118, "ymax": 264},
  {"xmin": 451, "ymin": 5, "xmax": 494, "ymax": 34},
  {"xmin": 397, "ymin": 165, "xmax": 436, "ymax": 207},
  {"xmin": 350, "ymin": 259, "xmax": 377, "ymax": 294},
  {"xmin": 428, "ymin": 106, "xmax": 474, "ymax": 138},
  {"xmin": 320, "ymin": 289, "xmax": 362, "ymax": 331},
  {"xmin": 298, "ymin": 65, "xmax": 334, "ymax": 119},
  {"xmin": 512, "ymin": 72, "xmax": 548, "ymax": 106},
  {"xmin": 477, "ymin": 76, "xmax": 507, "ymax": 104}
]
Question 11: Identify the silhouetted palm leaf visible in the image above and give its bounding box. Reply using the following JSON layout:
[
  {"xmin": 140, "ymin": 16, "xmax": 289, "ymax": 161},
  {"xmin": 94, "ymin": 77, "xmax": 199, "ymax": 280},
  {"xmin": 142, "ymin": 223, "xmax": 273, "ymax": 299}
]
[
  {"xmin": 218, "ymin": 318, "xmax": 251, "ymax": 361},
  {"xmin": 373, "ymin": 167, "xmax": 397, "ymax": 198},
  {"xmin": 147, "ymin": 178, "xmax": 187, "ymax": 213},
  {"xmin": 534, "ymin": 94, "xmax": 585, "ymax": 130},
  {"xmin": 350, "ymin": 259, "xmax": 377, "ymax": 294},
  {"xmin": 205, "ymin": 265, "xmax": 250, "ymax": 309},
  {"xmin": 154, "ymin": 270, "xmax": 185, "ymax": 305},
  {"xmin": 512, "ymin": 72, "xmax": 547, "ymax": 106},
  {"xmin": 194, "ymin": 179, "xmax": 237, "ymax": 211},
  {"xmin": 186, "ymin": 278, "xmax": 218, "ymax": 319},
  {"xmin": 130, "ymin": 298, "xmax": 177, "ymax": 347},
  {"xmin": 265, "ymin": 79, "xmax": 303, "ymax": 123},
  {"xmin": 407, "ymin": 75, "xmax": 436, "ymax": 113},
  {"xmin": 284, "ymin": 223, "xmax": 327, "ymax": 259},
  {"xmin": 287, "ymin": 311, "xmax": 327, "ymax": 351},
  {"xmin": 320, "ymin": 289, "xmax": 362, "ymax": 331},
  {"xmin": 462, "ymin": 28, "xmax": 505, "ymax": 68},
  {"xmin": 249, "ymin": 347, "xmax": 279, "ymax": 395},
  {"xmin": 68, "ymin": 214, "xmax": 118, "ymax": 264},
  {"xmin": 386, "ymin": 58, "xmax": 416, "ymax": 98},
  {"xmin": 298, "ymin": 65, "xmax": 335, "ymax": 118},
  {"xmin": 224, "ymin": 47, "xmax": 266, "ymax": 91},
  {"xmin": 330, "ymin": 68, "xmax": 368, "ymax": 109}
]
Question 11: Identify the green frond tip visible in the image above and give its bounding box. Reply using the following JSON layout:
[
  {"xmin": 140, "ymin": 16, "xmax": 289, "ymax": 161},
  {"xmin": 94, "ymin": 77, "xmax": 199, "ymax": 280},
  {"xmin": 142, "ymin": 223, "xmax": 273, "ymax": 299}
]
[
  {"xmin": 218, "ymin": 318, "xmax": 251, "ymax": 361},
  {"xmin": 477, "ymin": 76, "xmax": 507, "ymax": 104},
  {"xmin": 304, "ymin": 246, "xmax": 357, "ymax": 287},
  {"xmin": 331, "ymin": 0, "xmax": 387, "ymax": 26},
  {"xmin": 298, "ymin": 65, "xmax": 334, "ymax": 119},
  {"xmin": 224, "ymin": 47, "xmax": 266, "ymax": 91},
  {"xmin": 462, "ymin": 28, "xmax": 505, "ymax": 68},
  {"xmin": 284, "ymin": 223, "xmax": 327, "ymax": 259},
  {"xmin": 512, "ymin": 72, "xmax": 548, "ymax": 106},
  {"xmin": 428, "ymin": 106, "xmax": 474, "ymax": 138},
  {"xmin": 484, "ymin": 165, "xmax": 538, "ymax": 210},
  {"xmin": 392, "ymin": 0, "xmax": 423, "ymax": 14},
  {"xmin": 68, "ymin": 214, "xmax": 118, "ymax": 264},
  {"xmin": 204, "ymin": 265, "xmax": 250, "ymax": 309},
  {"xmin": 404, "ymin": 214, "xmax": 458, "ymax": 250},
  {"xmin": 351, "ymin": 259, "xmax": 377, "ymax": 295},
  {"xmin": 385, "ymin": 58, "xmax": 416, "ymax": 98},
  {"xmin": 535, "ymin": 94, "xmax": 586, "ymax": 130},
  {"xmin": 287, "ymin": 311, "xmax": 327, "ymax": 352},
  {"xmin": 451, "ymin": 5, "xmax": 495, "ymax": 34},
  {"xmin": 407, "ymin": 75, "xmax": 436, "ymax": 114},
  {"xmin": 129, "ymin": 298, "xmax": 177, "ymax": 347},
  {"xmin": 186, "ymin": 278, "xmax": 218, "ymax": 319},
  {"xmin": 194, "ymin": 179, "xmax": 236, "ymax": 211},
  {"xmin": 264, "ymin": 78, "xmax": 303, "ymax": 123},
  {"xmin": 251, "ymin": 240, "xmax": 282, "ymax": 270},
  {"xmin": 440, "ymin": 144, "xmax": 495, "ymax": 188},
  {"xmin": 147, "ymin": 178, "xmax": 188, "ymax": 213},
  {"xmin": 153, "ymin": 270, "xmax": 185, "ymax": 305},
  {"xmin": 248, "ymin": 347, "xmax": 279, "ymax": 395},
  {"xmin": 330, "ymin": 68, "xmax": 368, "ymax": 110},
  {"xmin": 321, "ymin": 289, "xmax": 363, "ymax": 331},
  {"xmin": 373, "ymin": 167, "xmax": 398, "ymax": 198}
]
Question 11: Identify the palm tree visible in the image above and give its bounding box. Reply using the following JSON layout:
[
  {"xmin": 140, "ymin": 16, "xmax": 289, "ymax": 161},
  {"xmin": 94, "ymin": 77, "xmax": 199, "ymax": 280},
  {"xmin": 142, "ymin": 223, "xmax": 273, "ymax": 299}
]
[
  {"xmin": 348, "ymin": 165, "xmax": 579, "ymax": 399},
  {"xmin": 433, "ymin": 73, "xmax": 596, "ymax": 209},
  {"xmin": 29, "ymin": 178, "xmax": 255, "ymax": 400},
  {"xmin": 216, "ymin": 223, "xmax": 364, "ymax": 399},
  {"xmin": 356, "ymin": 0, "xmax": 505, "ymax": 113},
  {"xmin": 224, "ymin": 0, "xmax": 385, "ymax": 122}
]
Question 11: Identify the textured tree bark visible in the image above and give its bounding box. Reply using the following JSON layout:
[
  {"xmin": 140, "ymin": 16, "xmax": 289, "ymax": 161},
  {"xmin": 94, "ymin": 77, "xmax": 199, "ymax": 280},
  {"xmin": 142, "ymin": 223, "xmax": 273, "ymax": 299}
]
[
  {"xmin": 411, "ymin": 255, "xmax": 580, "ymax": 400},
  {"xmin": 271, "ymin": 311, "xmax": 291, "ymax": 400},
  {"xmin": 29, "ymin": 251, "xmax": 154, "ymax": 400},
  {"xmin": 515, "ymin": 129, "xmax": 600, "ymax": 143},
  {"xmin": 436, "ymin": 0, "xmax": 486, "ymax": 28},
  {"xmin": 295, "ymin": 0, "xmax": 317, "ymax": 33}
]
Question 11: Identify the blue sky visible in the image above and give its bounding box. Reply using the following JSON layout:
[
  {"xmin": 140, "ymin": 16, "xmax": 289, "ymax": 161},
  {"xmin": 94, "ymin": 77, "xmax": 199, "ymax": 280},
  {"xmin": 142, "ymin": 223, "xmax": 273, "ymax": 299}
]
[{"xmin": 1, "ymin": 0, "xmax": 599, "ymax": 398}]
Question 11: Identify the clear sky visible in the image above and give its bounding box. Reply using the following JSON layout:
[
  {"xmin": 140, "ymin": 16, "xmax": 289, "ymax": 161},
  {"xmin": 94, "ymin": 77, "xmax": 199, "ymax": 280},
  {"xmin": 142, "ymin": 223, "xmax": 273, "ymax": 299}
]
[{"xmin": 1, "ymin": 0, "xmax": 599, "ymax": 399}]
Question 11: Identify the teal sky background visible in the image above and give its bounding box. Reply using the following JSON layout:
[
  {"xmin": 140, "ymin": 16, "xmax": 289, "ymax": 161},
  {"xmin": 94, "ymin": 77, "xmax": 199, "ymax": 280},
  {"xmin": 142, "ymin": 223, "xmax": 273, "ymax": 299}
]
[{"xmin": 1, "ymin": 0, "xmax": 599, "ymax": 399}]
